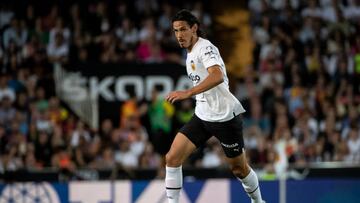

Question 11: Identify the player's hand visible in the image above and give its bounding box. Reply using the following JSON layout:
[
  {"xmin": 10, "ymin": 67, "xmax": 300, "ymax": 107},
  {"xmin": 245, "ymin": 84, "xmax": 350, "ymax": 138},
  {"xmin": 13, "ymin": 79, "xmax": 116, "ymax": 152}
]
[{"xmin": 165, "ymin": 90, "xmax": 192, "ymax": 103}]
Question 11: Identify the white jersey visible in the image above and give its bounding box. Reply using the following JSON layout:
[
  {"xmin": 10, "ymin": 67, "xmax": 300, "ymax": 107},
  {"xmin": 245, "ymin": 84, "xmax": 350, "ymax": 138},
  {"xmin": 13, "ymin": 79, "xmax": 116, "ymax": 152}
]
[{"xmin": 186, "ymin": 37, "xmax": 245, "ymax": 122}]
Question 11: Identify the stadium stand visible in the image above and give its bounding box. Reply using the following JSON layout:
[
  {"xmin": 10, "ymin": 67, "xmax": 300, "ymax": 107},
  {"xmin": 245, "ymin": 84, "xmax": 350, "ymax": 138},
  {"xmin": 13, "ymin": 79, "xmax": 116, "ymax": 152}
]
[{"xmin": 0, "ymin": 0, "xmax": 359, "ymax": 181}]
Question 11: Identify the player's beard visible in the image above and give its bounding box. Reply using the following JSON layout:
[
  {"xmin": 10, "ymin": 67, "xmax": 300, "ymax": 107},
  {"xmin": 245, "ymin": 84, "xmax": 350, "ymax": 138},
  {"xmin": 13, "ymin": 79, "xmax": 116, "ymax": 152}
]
[
  {"xmin": 178, "ymin": 39, "xmax": 186, "ymax": 48},
  {"xmin": 187, "ymin": 35, "xmax": 197, "ymax": 50},
  {"xmin": 179, "ymin": 35, "xmax": 197, "ymax": 50}
]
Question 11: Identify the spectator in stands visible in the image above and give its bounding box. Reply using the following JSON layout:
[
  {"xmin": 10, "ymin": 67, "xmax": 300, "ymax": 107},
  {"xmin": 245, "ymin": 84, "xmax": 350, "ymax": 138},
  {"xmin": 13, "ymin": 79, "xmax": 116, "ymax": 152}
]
[
  {"xmin": 115, "ymin": 140, "xmax": 139, "ymax": 168},
  {"xmin": 48, "ymin": 96, "xmax": 68, "ymax": 125},
  {"xmin": 135, "ymin": 0, "xmax": 159, "ymax": 16},
  {"xmin": 115, "ymin": 18, "xmax": 139, "ymax": 49},
  {"xmin": 120, "ymin": 91, "xmax": 141, "ymax": 128},
  {"xmin": 47, "ymin": 32, "xmax": 69, "ymax": 63},
  {"xmin": 148, "ymin": 87, "xmax": 175, "ymax": 155},
  {"xmin": 346, "ymin": 125, "xmax": 360, "ymax": 163},
  {"xmin": 191, "ymin": 1, "xmax": 212, "ymax": 31},
  {"xmin": 2, "ymin": 18, "xmax": 28, "ymax": 49},
  {"xmin": 137, "ymin": 18, "xmax": 165, "ymax": 63},
  {"xmin": 49, "ymin": 18, "xmax": 71, "ymax": 46},
  {"xmin": 34, "ymin": 131, "xmax": 52, "ymax": 167},
  {"xmin": 42, "ymin": 5, "xmax": 59, "ymax": 31},
  {"xmin": 0, "ymin": 96, "xmax": 16, "ymax": 128},
  {"xmin": 91, "ymin": 146, "xmax": 116, "ymax": 170},
  {"xmin": 302, "ymin": 0, "xmax": 322, "ymax": 19},
  {"xmin": 70, "ymin": 121, "xmax": 91, "ymax": 148},
  {"xmin": 201, "ymin": 138, "xmax": 226, "ymax": 168},
  {"xmin": 0, "ymin": 4, "xmax": 14, "ymax": 29},
  {"xmin": 174, "ymin": 98, "xmax": 194, "ymax": 130},
  {"xmin": 0, "ymin": 124, "xmax": 7, "ymax": 154},
  {"xmin": 28, "ymin": 17, "xmax": 49, "ymax": 47},
  {"xmin": 51, "ymin": 147, "xmax": 76, "ymax": 180},
  {"xmin": 99, "ymin": 118, "xmax": 114, "ymax": 146},
  {"xmin": 0, "ymin": 145, "xmax": 23, "ymax": 171},
  {"xmin": 24, "ymin": 142, "xmax": 42, "ymax": 170},
  {"xmin": 51, "ymin": 124, "xmax": 65, "ymax": 150},
  {"xmin": 0, "ymin": 74, "xmax": 15, "ymax": 102},
  {"xmin": 138, "ymin": 142, "xmax": 161, "ymax": 169}
]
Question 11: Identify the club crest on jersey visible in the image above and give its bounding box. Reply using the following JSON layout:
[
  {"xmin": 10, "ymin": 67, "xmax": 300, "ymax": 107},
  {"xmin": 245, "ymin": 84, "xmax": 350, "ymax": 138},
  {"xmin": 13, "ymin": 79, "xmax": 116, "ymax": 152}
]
[{"xmin": 191, "ymin": 60, "xmax": 196, "ymax": 70}]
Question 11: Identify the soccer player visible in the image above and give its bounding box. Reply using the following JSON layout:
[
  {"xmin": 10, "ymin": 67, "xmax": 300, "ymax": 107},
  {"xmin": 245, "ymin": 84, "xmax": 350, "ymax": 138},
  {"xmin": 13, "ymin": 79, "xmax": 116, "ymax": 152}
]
[{"xmin": 165, "ymin": 9, "xmax": 265, "ymax": 203}]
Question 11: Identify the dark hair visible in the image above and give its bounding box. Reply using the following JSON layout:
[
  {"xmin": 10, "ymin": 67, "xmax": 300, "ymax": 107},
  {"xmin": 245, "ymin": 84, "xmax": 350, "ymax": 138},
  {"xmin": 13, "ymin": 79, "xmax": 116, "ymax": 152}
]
[{"xmin": 172, "ymin": 9, "xmax": 204, "ymax": 37}]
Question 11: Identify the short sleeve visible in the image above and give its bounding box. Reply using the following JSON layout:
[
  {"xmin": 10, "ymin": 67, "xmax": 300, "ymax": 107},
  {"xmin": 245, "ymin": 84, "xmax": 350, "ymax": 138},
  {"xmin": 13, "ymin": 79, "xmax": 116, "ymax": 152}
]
[{"xmin": 199, "ymin": 45, "xmax": 222, "ymax": 69}]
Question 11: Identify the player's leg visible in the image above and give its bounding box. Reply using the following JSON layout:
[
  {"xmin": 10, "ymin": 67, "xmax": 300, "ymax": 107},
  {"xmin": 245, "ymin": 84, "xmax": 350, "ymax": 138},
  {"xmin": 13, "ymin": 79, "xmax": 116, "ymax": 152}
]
[
  {"xmin": 226, "ymin": 153, "xmax": 264, "ymax": 203},
  {"xmin": 206, "ymin": 115, "xmax": 264, "ymax": 203},
  {"xmin": 165, "ymin": 115, "xmax": 211, "ymax": 203},
  {"xmin": 166, "ymin": 132, "xmax": 197, "ymax": 167},
  {"xmin": 165, "ymin": 132, "xmax": 196, "ymax": 203}
]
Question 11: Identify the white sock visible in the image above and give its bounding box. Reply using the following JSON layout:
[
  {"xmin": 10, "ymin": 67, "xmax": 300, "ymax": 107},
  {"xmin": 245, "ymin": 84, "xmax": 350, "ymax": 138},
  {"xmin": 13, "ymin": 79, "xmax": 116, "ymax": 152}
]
[
  {"xmin": 165, "ymin": 166, "xmax": 182, "ymax": 203},
  {"xmin": 238, "ymin": 168, "xmax": 263, "ymax": 203}
]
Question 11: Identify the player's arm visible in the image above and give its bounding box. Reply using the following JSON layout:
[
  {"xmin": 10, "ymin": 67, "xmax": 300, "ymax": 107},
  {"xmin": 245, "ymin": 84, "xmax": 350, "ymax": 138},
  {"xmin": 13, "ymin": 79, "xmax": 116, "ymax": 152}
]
[
  {"xmin": 166, "ymin": 65, "xmax": 223, "ymax": 103},
  {"xmin": 187, "ymin": 65, "xmax": 223, "ymax": 96}
]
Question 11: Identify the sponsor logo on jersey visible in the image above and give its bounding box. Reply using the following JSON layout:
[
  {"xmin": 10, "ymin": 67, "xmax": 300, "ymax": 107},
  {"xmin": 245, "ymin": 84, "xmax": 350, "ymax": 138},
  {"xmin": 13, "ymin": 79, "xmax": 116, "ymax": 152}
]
[{"xmin": 188, "ymin": 73, "xmax": 201, "ymax": 83}]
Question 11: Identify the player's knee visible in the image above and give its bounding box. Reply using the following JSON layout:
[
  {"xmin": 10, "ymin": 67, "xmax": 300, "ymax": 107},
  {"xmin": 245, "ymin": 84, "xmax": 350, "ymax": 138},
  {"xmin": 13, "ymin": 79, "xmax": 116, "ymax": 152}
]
[
  {"xmin": 165, "ymin": 152, "xmax": 182, "ymax": 167},
  {"xmin": 230, "ymin": 164, "xmax": 249, "ymax": 179}
]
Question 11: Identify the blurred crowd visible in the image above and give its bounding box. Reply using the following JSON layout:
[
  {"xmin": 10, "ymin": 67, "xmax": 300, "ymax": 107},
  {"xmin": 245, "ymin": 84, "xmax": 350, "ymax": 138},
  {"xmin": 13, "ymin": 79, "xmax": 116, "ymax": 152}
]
[
  {"xmin": 0, "ymin": 0, "xmax": 211, "ymax": 175},
  {"xmin": 242, "ymin": 0, "xmax": 360, "ymax": 175},
  {"xmin": 1, "ymin": 0, "xmax": 360, "ymax": 179}
]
